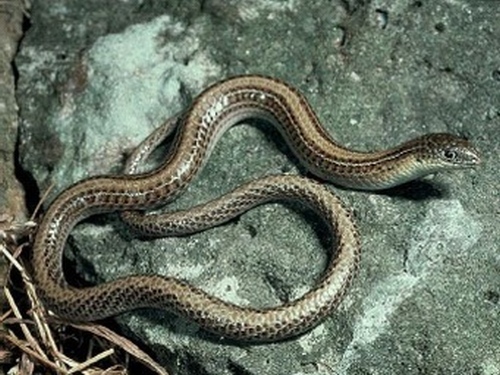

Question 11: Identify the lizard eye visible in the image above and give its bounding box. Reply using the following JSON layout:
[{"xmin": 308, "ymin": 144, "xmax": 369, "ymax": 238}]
[{"xmin": 441, "ymin": 149, "xmax": 457, "ymax": 162}]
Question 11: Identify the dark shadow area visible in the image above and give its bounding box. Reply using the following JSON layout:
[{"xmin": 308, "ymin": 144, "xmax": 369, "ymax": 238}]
[
  {"xmin": 14, "ymin": 135, "xmax": 40, "ymax": 215},
  {"xmin": 377, "ymin": 179, "xmax": 448, "ymax": 201},
  {"xmin": 227, "ymin": 359, "xmax": 255, "ymax": 375}
]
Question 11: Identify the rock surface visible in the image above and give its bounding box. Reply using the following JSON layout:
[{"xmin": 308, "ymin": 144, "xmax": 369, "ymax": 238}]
[{"xmin": 16, "ymin": 1, "xmax": 499, "ymax": 374}]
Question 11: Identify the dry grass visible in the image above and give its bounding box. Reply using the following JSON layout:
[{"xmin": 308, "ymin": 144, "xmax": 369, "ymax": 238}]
[{"xmin": 0, "ymin": 205, "xmax": 171, "ymax": 375}]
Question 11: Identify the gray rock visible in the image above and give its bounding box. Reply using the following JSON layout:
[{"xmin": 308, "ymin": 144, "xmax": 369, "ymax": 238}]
[{"xmin": 17, "ymin": 1, "xmax": 499, "ymax": 374}]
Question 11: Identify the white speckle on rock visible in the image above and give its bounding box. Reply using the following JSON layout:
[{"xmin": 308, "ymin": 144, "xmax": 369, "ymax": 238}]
[
  {"xmin": 337, "ymin": 274, "xmax": 418, "ymax": 372},
  {"xmin": 406, "ymin": 199, "xmax": 482, "ymax": 276}
]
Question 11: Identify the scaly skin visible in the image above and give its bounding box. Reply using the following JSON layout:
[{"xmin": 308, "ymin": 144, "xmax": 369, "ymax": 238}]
[{"xmin": 32, "ymin": 75, "xmax": 480, "ymax": 342}]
